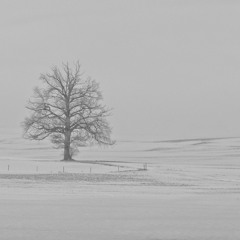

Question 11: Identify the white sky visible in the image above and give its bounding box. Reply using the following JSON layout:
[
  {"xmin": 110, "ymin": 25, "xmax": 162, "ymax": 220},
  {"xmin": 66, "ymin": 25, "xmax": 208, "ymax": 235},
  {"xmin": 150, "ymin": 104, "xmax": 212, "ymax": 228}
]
[{"xmin": 1, "ymin": 0, "xmax": 240, "ymax": 140}]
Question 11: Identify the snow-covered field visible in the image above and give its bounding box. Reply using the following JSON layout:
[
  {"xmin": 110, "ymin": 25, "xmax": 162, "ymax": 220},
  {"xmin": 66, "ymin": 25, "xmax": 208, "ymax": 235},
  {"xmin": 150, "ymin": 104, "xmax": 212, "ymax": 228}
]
[{"xmin": 0, "ymin": 130, "xmax": 240, "ymax": 239}]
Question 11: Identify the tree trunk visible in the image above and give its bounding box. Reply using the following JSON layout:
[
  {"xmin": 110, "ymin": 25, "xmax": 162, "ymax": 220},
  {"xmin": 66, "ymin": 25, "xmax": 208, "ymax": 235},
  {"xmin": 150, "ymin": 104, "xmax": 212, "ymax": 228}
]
[{"xmin": 63, "ymin": 130, "xmax": 72, "ymax": 161}]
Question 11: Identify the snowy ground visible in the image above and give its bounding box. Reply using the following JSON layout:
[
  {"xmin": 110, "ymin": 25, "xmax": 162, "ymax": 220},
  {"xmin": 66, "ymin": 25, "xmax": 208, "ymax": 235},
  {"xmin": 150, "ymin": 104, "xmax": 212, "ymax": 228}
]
[{"xmin": 0, "ymin": 130, "xmax": 240, "ymax": 239}]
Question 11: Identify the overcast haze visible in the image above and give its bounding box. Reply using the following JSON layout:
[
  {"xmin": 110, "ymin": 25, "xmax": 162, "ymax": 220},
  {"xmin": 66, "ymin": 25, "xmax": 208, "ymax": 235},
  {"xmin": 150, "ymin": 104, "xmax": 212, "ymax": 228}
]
[{"xmin": 1, "ymin": 0, "xmax": 240, "ymax": 140}]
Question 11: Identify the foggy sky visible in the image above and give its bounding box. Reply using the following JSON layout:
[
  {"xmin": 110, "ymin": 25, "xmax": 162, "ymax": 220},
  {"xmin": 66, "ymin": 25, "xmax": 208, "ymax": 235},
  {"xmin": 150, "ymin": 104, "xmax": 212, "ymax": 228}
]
[{"xmin": 1, "ymin": 0, "xmax": 240, "ymax": 140}]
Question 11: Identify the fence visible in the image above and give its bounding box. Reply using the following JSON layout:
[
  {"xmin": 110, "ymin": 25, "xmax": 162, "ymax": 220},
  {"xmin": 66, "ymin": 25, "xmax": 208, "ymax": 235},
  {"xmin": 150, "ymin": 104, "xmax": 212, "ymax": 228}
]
[{"xmin": 0, "ymin": 161, "xmax": 148, "ymax": 174}]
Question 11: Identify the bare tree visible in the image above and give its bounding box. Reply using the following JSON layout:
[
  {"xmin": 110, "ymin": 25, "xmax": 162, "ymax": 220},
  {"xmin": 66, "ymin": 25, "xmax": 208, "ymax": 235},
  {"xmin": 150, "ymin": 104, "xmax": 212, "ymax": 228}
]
[{"xmin": 23, "ymin": 62, "xmax": 114, "ymax": 161}]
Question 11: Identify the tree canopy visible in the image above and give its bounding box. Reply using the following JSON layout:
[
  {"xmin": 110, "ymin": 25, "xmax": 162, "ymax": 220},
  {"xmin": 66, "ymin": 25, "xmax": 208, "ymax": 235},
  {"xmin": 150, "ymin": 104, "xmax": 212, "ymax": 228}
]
[{"xmin": 23, "ymin": 62, "xmax": 113, "ymax": 160}]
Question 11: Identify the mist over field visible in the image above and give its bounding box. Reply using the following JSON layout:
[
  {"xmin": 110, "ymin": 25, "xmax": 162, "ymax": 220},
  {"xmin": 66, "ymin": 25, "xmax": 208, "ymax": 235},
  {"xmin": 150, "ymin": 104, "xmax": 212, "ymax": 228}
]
[{"xmin": 1, "ymin": 0, "xmax": 240, "ymax": 140}]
